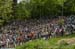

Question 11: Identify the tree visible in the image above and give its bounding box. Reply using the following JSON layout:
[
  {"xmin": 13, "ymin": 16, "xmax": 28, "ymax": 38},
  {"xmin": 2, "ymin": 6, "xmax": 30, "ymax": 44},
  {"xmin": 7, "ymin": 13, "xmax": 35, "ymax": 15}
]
[
  {"xmin": 0, "ymin": 0, "xmax": 13, "ymax": 26},
  {"xmin": 64, "ymin": 0, "xmax": 75, "ymax": 15},
  {"xmin": 30, "ymin": 0, "xmax": 60, "ymax": 18},
  {"xmin": 13, "ymin": 0, "xmax": 75, "ymax": 20},
  {"xmin": 12, "ymin": 0, "xmax": 17, "ymax": 19},
  {"xmin": 16, "ymin": 0, "xmax": 31, "ymax": 20}
]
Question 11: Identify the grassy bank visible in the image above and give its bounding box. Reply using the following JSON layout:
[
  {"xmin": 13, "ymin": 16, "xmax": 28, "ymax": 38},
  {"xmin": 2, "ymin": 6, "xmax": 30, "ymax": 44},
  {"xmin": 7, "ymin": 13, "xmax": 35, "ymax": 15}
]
[{"xmin": 16, "ymin": 34, "xmax": 75, "ymax": 49}]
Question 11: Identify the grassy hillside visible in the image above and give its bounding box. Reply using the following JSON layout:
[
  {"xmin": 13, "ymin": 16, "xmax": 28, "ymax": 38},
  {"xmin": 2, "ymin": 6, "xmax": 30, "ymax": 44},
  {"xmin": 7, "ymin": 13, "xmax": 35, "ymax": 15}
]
[{"xmin": 16, "ymin": 34, "xmax": 75, "ymax": 49}]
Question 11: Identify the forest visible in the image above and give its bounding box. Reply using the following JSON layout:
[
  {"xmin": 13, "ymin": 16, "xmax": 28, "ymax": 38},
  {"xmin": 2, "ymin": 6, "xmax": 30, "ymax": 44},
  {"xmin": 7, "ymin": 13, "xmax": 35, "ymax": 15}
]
[{"xmin": 0, "ymin": 0, "xmax": 75, "ymax": 26}]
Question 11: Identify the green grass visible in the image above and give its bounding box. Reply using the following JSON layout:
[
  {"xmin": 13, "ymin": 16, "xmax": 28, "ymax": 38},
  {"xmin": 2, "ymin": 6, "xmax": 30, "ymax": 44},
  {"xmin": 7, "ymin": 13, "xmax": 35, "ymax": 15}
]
[{"xmin": 16, "ymin": 34, "xmax": 75, "ymax": 49}]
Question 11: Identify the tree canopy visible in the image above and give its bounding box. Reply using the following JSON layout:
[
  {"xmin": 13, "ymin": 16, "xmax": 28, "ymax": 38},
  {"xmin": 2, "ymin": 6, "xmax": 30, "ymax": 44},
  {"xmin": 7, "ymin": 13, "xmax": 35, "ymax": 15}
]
[
  {"xmin": 0, "ymin": 0, "xmax": 75, "ymax": 26},
  {"xmin": 0, "ymin": 0, "xmax": 13, "ymax": 26}
]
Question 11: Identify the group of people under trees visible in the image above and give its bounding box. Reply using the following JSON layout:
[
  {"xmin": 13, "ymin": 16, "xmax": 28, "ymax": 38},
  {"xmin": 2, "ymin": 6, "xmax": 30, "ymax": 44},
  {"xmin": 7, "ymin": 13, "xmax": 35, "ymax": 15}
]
[{"xmin": 0, "ymin": 16, "xmax": 75, "ymax": 48}]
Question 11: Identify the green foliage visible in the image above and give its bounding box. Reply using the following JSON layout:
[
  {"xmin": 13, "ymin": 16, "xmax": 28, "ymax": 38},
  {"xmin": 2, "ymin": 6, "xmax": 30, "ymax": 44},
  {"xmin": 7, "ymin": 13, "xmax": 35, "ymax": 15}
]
[
  {"xmin": 58, "ymin": 19, "xmax": 65, "ymax": 25},
  {"xmin": 16, "ymin": 1, "xmax": 31, "ymax": 20},
  {"xmin": 0, "ymin": 0, "xmax": 13, "ymax": 19},
  {"xmin": 0, "ymin": 0, "xmax": 13, "ymax": 25},
  {"xmin": 16, "ymin": 39, "xmax": 51, "ymax": 49},
  {"xmin": 0, "ymin": 19, "xmax": 5, "ymax": 26},
  {"xmin": 0, "ymin": 0, "xmax": 75, "ymax": 25},
  {"xmin": 64, "ymin": 0, "xmax": 75, "ymax": 15},
  {"xmin": 16, "ymin": 0, "xmax": 66, "ymax": 19},
  {"xmin": 16, "ymin": 34, "xmax": 75, "ymax": 49},
  {"xmin": 16, "ymin": 0, "xmax": 75, "ymax": 19}
]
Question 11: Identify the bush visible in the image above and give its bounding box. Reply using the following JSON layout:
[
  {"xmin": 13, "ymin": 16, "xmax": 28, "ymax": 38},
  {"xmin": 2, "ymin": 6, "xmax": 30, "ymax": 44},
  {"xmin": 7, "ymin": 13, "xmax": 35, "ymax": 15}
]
[{"xmin": 58, "ymin": 19, "xmax": 64, "ymax": 25}]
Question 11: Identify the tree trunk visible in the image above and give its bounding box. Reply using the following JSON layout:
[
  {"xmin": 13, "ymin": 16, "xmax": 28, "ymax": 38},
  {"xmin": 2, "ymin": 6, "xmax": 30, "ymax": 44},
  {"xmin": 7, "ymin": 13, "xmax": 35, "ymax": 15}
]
[{"xmin": 12, "ymin": 0, "xmax": 17, "ymax": 19}]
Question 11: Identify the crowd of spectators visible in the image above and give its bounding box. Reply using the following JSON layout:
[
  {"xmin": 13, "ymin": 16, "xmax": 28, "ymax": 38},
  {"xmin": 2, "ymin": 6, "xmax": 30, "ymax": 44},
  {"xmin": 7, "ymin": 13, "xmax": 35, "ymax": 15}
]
[{"xmin": 0, "ymin": 16, "xmax": 75, "ymax": 48}]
